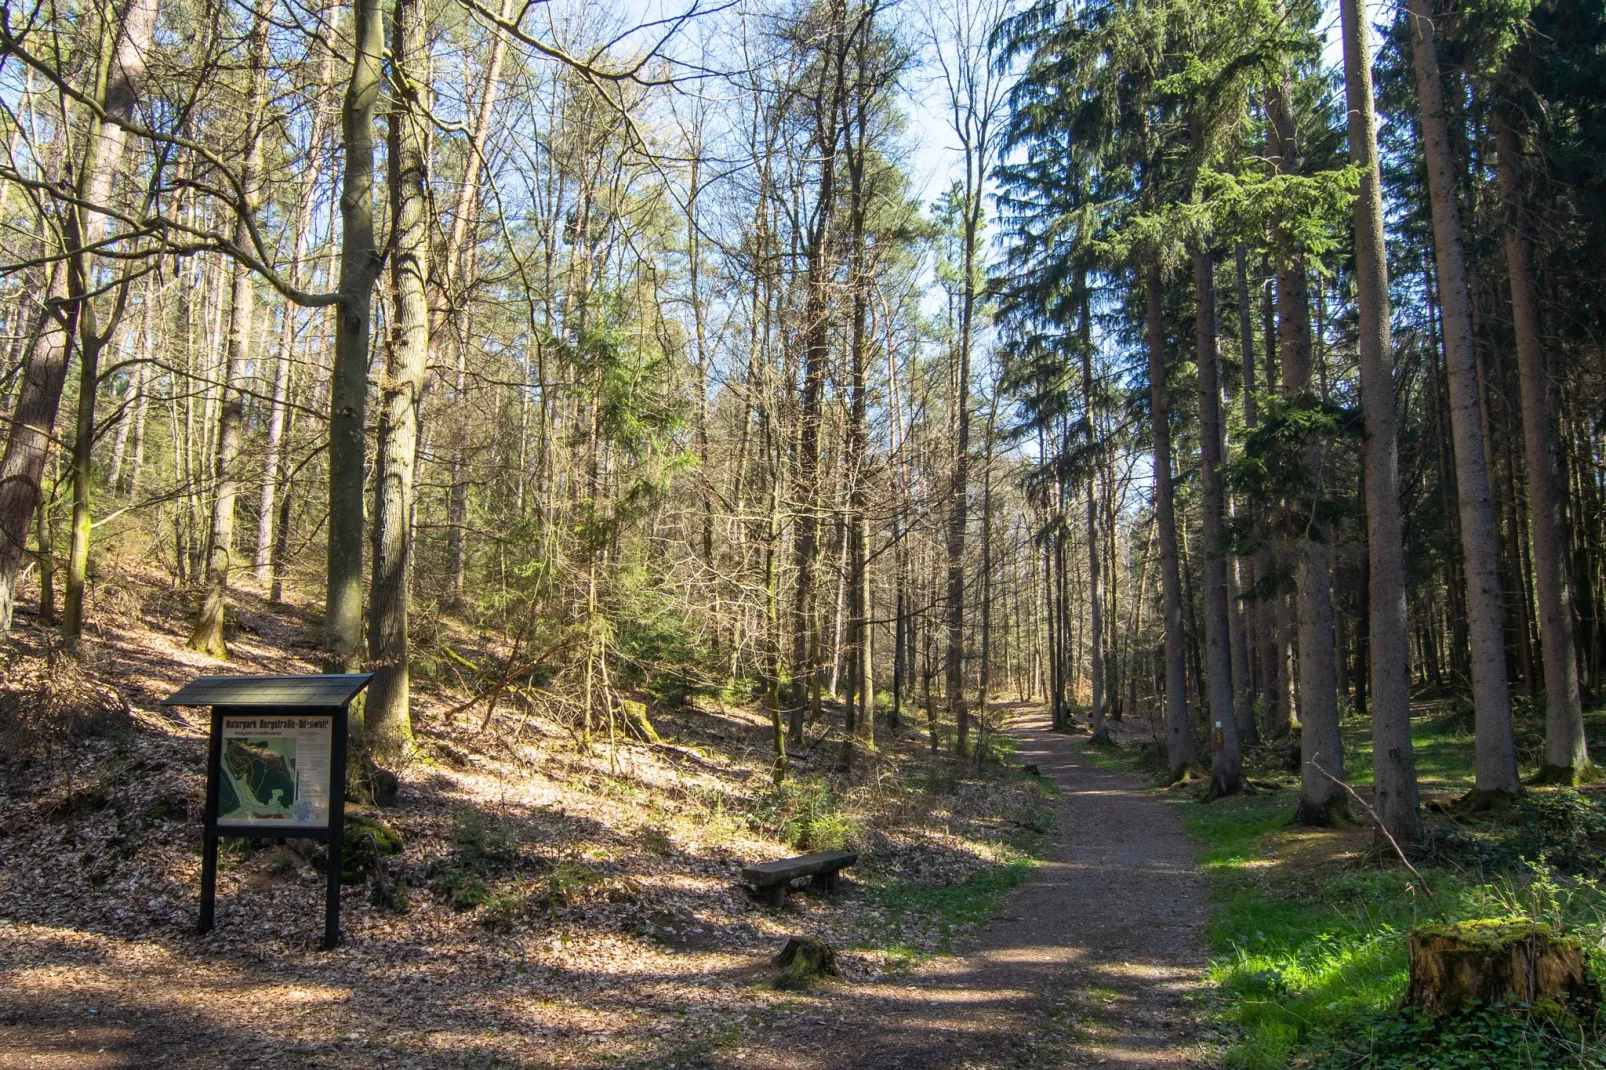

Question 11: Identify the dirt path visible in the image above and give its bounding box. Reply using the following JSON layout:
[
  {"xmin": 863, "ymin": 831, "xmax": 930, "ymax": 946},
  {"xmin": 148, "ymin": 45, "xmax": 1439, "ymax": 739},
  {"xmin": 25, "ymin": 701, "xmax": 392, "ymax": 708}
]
[{"xmin": 702, "ymin": 713, "xmax": 1211, "ymax": 1069}]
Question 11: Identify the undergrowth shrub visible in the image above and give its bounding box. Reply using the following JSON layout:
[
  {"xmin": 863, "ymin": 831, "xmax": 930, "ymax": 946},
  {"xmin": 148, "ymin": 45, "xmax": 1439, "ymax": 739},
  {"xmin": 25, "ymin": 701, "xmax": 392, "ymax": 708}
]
[
  {"xmin": 609, "ymin": 566, "xmax": 715, "ymax": 702},
  {"xmin": 752, "ymin": 776, "xmax": 859, "ymax": 851},
  {"xmin": 1423, "ymin": 789, "xmax": 1606, "ymax": 876},
  {"xmin": 1307, "ymin": 1003, "xmax": 1606, "ymax": 1070},
  {"xmin": 427, "ymin": 806, "xmax": 520, "ymax": 910}
]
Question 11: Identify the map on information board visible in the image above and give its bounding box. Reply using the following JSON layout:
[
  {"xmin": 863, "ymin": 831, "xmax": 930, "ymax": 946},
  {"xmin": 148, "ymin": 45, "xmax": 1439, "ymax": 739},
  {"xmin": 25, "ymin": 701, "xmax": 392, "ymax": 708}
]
[{"xmin": 217, "ymin": 716, "xmax": 333, "ymax": 828}]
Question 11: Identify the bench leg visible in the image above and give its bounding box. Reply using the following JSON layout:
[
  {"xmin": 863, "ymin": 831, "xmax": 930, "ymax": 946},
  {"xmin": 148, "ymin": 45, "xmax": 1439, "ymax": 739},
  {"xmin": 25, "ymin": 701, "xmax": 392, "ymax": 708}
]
[
  {"xmin": 812, "ymin": 870, "xmax": 841, "ymax": 893},
  {"xmin": 763, "ymin": 883, "xmax": 787, "ymax": 907}
]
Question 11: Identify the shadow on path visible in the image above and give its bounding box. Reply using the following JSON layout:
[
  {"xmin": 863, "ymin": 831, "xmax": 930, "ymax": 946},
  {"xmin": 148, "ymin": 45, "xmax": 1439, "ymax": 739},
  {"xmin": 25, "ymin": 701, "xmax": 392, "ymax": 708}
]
[{"xmin": 697, "ymin": 712, "xmax": 1210, "ymax": 1069}]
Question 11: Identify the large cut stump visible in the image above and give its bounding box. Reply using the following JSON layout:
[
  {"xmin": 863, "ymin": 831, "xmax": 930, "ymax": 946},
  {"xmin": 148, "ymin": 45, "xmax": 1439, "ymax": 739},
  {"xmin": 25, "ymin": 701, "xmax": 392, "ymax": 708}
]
[{"xmin": 1405, "ymin": 919, "xmax": 1592, "ymax": 1014}]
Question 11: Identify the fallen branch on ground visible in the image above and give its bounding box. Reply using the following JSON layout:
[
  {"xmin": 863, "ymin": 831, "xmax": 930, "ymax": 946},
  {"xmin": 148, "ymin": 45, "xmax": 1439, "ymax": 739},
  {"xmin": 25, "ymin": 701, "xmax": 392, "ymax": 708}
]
[{"xmin": 1309, "ymin": 757, "xmax": 1434, "ymax": 900}]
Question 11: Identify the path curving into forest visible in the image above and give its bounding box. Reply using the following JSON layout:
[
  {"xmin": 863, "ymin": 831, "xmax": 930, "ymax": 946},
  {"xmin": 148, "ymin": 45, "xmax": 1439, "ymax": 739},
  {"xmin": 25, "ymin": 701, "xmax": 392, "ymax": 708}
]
[{"xmin": 702, "ymin": 711, "xmax": 1211, "ymax": 1069}]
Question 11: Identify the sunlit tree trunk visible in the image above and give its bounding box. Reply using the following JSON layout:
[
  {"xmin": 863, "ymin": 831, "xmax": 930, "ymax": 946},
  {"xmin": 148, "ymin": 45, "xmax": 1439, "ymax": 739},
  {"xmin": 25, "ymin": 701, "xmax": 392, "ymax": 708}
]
[
  {"xmin": 1408, "ymin": 0, "xmax": 1521, "ymax": 801},
  {"xmin": 256, "ymin": 0, "xmax": 336, "ymax": 585},
  {"xmin": 365, "ymin": 0, "xmax": 429, "ymax": 759},
  {"xmin": 0, "ymin": 0, "xmax": 158, "ymax": 635},
  {"xmin": 325, "ymin": 0, "xmax": 386, "ymax": 683},
  {"xmin": 188, "ymin": 0, "xmax": 271, "ymax": 657}
]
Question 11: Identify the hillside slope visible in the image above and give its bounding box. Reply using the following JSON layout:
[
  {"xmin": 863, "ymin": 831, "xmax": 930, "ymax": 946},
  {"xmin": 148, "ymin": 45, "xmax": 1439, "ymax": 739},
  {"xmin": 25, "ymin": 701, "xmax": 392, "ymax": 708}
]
[{"xmin": 0, "ymin": 569, "xmax": 1053, "ymax": 1069}]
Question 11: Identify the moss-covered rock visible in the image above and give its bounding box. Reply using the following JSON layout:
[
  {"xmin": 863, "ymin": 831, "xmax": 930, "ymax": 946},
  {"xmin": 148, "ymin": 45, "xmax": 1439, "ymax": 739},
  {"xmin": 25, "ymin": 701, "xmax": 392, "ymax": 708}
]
[{"xmin": 335, "ymin": 811, "xmax": 403, "ymax": 884}]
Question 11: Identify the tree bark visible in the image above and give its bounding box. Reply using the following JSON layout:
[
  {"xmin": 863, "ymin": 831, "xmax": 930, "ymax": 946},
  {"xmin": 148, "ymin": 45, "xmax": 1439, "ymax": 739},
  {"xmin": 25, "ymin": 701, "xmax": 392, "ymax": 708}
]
[
  {"xmin": 1408, "ymin": 0, "xmax": 1521, "ymax": 800},
  {"xmin": 365, "ymin": 0, "xmax": 430, "ymax": 759},
  {"xmin": 1233, "ymin": 242, "xmax": 1263, "ymax": 746},
  {"xmin": 0, "ymin": 0, "xmax": 158, "ymax": 635},
  {"xmin": 1083, "ymin": 279, "xmax": 1108, "ymax": 744},
  {"xmin": 325, "ymin": 0, "xmax": 386, "ymax": 682},
  {"xmin": 1194, "ymin": 248, "xmax": 1243, "ymax": 797},
  {"xmin": 1147, "ymin": 266, "xmax": 1194, "ymax": 777},
  {"xmin": 189, "ymin": 0, "xmax": 271, "ymax": 657},
  {"xmin": 1494, "ymin": 111, "xmax": 1592, "ymax": 784},
  {"xmin": 1339, "ymin": 0, "xmax": 1421, "ymax": 846},
  {"xmin": 789, "ymin": 7, "xmax": 845, "ymax": 742},
  {"xmin": 1267, "ymin": 79, "xmax": 1347, "ymax": 822},
  {"xmin": 256, "ymin": 0, "xmax": 336, "ymax": 586}
]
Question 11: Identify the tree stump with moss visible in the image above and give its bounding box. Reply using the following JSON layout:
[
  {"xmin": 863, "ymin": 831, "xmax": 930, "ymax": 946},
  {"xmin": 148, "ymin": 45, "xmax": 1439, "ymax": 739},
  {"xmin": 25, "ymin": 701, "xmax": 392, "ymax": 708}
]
[
  {"xmin": 1405, "ymin": 919, "xmax": 1592, "ymax": 1014},
  {"xmin": 619, "ymin": 699, "xmax": 661, "ymax": 744},
  {"xmin": 774, "ymin": 935, "xmax": 839, "ymax": 990}
]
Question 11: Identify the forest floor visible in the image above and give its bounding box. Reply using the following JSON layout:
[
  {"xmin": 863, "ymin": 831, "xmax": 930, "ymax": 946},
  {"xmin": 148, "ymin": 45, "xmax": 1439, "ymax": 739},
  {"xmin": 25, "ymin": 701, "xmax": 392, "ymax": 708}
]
[{"xmin": 1, "ymin": 566, "xmax": 1212, "ymax": 1069}]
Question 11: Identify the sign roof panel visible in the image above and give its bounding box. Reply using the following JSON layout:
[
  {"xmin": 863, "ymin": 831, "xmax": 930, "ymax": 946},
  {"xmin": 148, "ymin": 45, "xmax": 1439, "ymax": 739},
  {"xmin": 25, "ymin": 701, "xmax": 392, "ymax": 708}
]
[{"xmin": 164, "ymin": 673, "xmax": 374, "ymax": 708}]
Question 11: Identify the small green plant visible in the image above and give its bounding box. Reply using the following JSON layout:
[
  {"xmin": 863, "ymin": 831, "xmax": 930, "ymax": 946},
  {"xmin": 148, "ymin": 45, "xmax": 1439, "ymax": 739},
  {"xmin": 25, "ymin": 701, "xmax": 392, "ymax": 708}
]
[
  {"xmin": 479, "ymin": 888, "xmax": 527, "ymax": 931},
  {"xmin": 641, "ymin": 825, "xmax": 674, "ymax": 856},
  {"xmin": 454, "ymin": 807, "xmax": 513, "ymax": 863},
  {"xmin": 1307, "ymin": 1002, "xmax": 1603, "ymax": 1070},
  {"xmin": 370, "ymin": 874, "xmax": 412, "ymax": 913},
  {"xmin": 439, "ymin": 869, "xmax": 492, "ymax": 910},
  {"xmin": 527, "ymin": 859, "xmax": 605, "ymax": 916}
]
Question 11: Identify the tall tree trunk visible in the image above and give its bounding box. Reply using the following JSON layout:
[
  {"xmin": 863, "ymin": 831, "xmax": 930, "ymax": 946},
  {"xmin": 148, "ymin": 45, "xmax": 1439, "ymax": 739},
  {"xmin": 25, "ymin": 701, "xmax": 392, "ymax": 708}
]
[
  {"xmin": 1494, "ymin": 110, "xmax": 1592, "ymax": 783},
  {"xmin": 1340, "ymin": 0, "xmax": 1421, "ymax": 845},
  {"xmin": 0, "ymin": 0, "xmax": 159, "ymax": 634},
  {"xmin": 1083, "ymin": 281, "xmax": 1108, "ymax": 744},
  {"xmin": 1232, "ymin": 243, "xmax": 1262, "ymax": 746},
  {"xmin": 435, "ymin": 0, "xmax": 511, "ymax": 608},
  {"xmin": 189, "ymin": 0, "xmax": 271, "ymax": 657},
  {"xmin": 366, "ymin": 0, "xmax": 429, "ymax": 759},
  {"xmin": 846, "ymin": 58, "xmax": 874, "ymax": 754},
  {"xmin": 1267, "ymin": 80, "xmax": 1347, "ymax": 822},
  {"xmin": 1194, "ymin": 248, "xmax": 1244, "ymax": 797},
  {"xmin": 790, "ymin": 1, "xmax": 847, "ymax": 742},
  {"xmin": 256, "ymin": 3, "xmax": 336, "ymax": 585},
  {"xmin": 1147, "ymin": 266, "xmax": 1194, "ymax": 778},
  {"xmin": 945, "ymin": 305, "xmax": 973, "ymax": 757},
  {"xmin": 62, "ymin": 0, "xmax": 167, "ymax": 641},
  {"xmin": 326, "ymin": 0, "xmax": 386, "ymax": 682},
  {"xmin": 1408, "ymin": 0, "xmax": 1521, "ymax": 801}
]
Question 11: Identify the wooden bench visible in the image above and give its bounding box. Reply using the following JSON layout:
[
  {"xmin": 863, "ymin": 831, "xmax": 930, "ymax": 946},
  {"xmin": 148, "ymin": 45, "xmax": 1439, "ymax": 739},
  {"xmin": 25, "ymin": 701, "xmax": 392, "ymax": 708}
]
[{"xmin": 741, "ymin": 850, "xmax": 857, "ymax": 907}]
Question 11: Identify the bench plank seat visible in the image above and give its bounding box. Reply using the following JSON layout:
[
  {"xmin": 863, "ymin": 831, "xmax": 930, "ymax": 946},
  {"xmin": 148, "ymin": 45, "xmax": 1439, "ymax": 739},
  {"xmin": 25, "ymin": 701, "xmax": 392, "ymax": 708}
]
[{"xmin": 741, "ymin": 850, "xmax": 857, "ymax": 906}]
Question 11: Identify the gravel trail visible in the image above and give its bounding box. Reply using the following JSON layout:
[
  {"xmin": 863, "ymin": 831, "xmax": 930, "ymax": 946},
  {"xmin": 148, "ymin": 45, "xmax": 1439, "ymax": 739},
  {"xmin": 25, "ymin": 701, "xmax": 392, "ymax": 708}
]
[{"xmin": 702, "ymin": 711, "xmax": 1211, "ymax": 1069}]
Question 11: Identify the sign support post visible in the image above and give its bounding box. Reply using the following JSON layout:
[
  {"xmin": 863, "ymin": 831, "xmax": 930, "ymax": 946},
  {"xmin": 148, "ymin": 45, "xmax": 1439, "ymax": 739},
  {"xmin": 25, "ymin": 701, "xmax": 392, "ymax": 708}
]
[{"xmin": 323, "ymin": 707, "xmax": 348, "ymax": 950}]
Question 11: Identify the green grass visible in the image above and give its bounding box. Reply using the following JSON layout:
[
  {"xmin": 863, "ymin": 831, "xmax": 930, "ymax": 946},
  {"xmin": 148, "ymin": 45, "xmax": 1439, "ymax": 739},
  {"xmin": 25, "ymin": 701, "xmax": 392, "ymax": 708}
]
[
  {"xmin": 859, "ymin": 854, "xmax": 1040, "ymax": 968},
  {"xmin": 1075, "ymin": 705, "xmax": 1606, "ymax": 1069},
  {"xmin": 1193, "ymin": 795, "xmax": 1423, "ymax": 1069},
  {"xmin": 1172, "ymin": 760, "xmax": 1606, "ymax": 1068}
]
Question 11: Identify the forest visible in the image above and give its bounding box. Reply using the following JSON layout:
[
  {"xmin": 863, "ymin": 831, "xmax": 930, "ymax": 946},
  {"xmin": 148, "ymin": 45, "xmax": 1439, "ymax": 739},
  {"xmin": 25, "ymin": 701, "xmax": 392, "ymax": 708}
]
[{"xmin": 1, "ymin": 0, "xmax": 1605, "ymax": 1064}]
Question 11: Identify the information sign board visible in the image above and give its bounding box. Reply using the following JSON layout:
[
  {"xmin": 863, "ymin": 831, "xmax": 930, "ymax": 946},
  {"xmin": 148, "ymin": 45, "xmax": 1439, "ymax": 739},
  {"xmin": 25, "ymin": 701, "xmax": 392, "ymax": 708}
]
[
  {"xmin": 218, "ymin": 714, "xmax": 334, "ymax": 829},
  {"xmin": 164, "ymin": 673, "xmax": 371, "ymax": 950}
]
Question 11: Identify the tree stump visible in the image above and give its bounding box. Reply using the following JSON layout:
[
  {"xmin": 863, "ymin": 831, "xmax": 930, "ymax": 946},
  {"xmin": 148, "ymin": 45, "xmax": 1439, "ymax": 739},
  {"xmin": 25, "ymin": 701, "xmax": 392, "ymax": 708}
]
[
  {"xmin": 620, "ymin": 699, "xmax": 661, "ymax": 744},
  {"xmin": 773, "ymin": 935, "xmax": 839, "ymax": 990},
  {"xmin": 1404, "ymin": 919, "xmax": 1592, "ymax": 1014}
]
